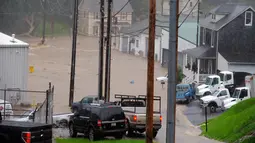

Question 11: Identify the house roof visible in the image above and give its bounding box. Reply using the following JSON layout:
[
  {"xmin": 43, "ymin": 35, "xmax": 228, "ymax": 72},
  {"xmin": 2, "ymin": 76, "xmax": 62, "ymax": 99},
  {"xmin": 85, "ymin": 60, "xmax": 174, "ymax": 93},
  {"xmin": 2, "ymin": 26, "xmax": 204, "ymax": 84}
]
[
  {"xmin": 120, "ymin": 15, "xmax": 199, "ymax": 43},
  {"xmin": 0, "ymin": 32, "xmax": 29, "ymax": 48},
  {"xmin": 78, "ymin": 0, "xmax": 133, "ymax": 13},
  {"xmin": 182, "ymin": 45, "xmax": 216, "ymax": 59},
  {"xmin": 200, "ymin": 4, "xmax": 254, "ymax": 31},
  {"xmin": 220, "ymin": 50, "xmax": 255, "ymax": 63}
]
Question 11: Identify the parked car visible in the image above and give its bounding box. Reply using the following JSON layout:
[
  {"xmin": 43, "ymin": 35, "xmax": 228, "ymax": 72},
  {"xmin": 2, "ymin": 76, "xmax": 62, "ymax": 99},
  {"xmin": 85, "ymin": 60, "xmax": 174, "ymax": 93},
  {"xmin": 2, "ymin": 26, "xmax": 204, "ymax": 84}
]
[
  {"xmin": 0, "ymin": 112, "xmax": 52, "ymax": 143},
  {"xmin": 114, "ymin": 94, "xmax": 162, "ymax": 138},
  {"xmin": 69, "ymin": 103, "xmax": 127, "ymax": 141},
  {"xmin": 200, "ymin": 88, "xmax": 230, "ymax": 112},
  {"xmin": 70, "ymin": 95, "xmax": 105, "ymax": 113},
  {"xmin": 0, "ymin": 99, "xmax": 14, "ymax": 119},
  {"xmin": 176, "ymin": 83, "xmax": 196, "ymax": 104},
  {"xmin": 53, "ymin": 113, "xmax": 73, "ymax": 128}
]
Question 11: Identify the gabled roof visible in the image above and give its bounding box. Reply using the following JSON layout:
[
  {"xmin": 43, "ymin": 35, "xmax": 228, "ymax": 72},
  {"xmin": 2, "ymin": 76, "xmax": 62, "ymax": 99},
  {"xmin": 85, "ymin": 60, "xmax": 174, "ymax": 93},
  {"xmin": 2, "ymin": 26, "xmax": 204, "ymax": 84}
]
[
  {"xmin": 0, "ymin": 32, "xmax": 29, "ymax": 47},
  {"xmin": 120, "ymin": 15, "xmax": 199, "ymax": 43},
  {"xmin": 200, "ymin": 4, "xmax": 254, "ymax": 31},
  {"xmin": 78, "ymin": 0, "xmax": 133, "ymax": 13}
]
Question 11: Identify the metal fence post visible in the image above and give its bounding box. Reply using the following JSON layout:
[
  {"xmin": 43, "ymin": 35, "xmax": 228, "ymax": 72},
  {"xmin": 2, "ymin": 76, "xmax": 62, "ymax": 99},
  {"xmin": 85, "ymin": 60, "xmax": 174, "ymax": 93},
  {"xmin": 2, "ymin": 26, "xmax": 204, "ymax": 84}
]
[
  {"xmin": 3, "ymin": 86, "xmax": 6, "ymax": 120},
  {"xmin": 205, "ymin": 105, "xmax": 208, "ymax": 132},
  {"xmin": 45, "ymin": 90, "xmax": 49, "ymax": 124}
]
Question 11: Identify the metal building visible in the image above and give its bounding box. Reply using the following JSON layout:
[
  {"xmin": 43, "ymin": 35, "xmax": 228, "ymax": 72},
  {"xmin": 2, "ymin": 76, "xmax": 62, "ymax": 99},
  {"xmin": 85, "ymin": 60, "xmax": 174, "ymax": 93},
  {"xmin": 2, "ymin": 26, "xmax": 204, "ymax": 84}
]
[{"xmin": 0, "ymin": 32, "xmax": 29, "ymax": 105}]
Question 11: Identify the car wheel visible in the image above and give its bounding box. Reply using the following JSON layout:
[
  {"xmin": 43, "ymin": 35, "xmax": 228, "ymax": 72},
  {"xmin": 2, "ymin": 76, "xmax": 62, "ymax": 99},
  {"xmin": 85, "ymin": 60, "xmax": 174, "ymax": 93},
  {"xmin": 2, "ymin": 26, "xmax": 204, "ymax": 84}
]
[
  {"xmin": 88, "ymin": 128, "xmax": 97, "ymax": 141},
  {"xmin": 69, "ymin": 123, "xmax": 77, "ymax": 138},
  {"xmin": 59, "ymin": 119, "xmax": 68, "ymax": 128},
  {"xmin": 115, "ymin": 133, "xmax": 124, "ymax": 139},
  {"xmin": 208, "ymin": 104, "xmax": 217, "ymax": 113},
  {"xmin": 153, "ymin": 131, "xmax": 158, "ymax": 138}
]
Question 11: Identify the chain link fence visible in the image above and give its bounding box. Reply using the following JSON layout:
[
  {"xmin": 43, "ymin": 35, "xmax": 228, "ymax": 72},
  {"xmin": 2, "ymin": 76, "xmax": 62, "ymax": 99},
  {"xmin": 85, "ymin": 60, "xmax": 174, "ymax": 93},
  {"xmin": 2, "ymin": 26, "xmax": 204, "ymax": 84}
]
[{"xmin": 0, "ymin": 83, "xmax": 54, "ymax": 124}]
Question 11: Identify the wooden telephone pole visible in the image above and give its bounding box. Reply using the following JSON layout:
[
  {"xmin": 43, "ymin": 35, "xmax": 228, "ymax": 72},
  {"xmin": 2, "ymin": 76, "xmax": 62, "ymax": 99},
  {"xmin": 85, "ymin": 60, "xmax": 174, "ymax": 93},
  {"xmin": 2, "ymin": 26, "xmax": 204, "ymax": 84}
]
[{"xmin": 146, "ymin": 0, "xmax": 156, "ymax": 142}]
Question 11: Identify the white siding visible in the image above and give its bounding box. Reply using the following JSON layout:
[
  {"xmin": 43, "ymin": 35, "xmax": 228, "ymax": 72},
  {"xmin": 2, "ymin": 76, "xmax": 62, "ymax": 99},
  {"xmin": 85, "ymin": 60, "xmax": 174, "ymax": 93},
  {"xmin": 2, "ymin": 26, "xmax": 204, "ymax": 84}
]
[
  {"xmin": 0, "ymin": 47, "xmax": 29, "ymax": 104},
  {"xmin": 218, "ymin": 53, "xmax": 228, "ymax": 71},
  {"xmin": 228, "ymin": 64, "xmax": 255, "ymax": 73}
]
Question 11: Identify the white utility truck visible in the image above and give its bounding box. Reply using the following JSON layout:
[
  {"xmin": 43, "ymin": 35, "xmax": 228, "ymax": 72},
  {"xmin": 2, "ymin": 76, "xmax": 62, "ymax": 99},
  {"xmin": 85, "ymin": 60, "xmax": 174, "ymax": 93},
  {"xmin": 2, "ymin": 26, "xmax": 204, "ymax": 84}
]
[
  {"xmin": 196, "ymin": 71, "xmax": 250, "ymax": 98},
  {"xmin": 200, "ymin": 88, "xmax": 231, "ymax": 113},
  {"xmin": 224, "ymin": 75, "xmax": 255, "ymax": 109}
]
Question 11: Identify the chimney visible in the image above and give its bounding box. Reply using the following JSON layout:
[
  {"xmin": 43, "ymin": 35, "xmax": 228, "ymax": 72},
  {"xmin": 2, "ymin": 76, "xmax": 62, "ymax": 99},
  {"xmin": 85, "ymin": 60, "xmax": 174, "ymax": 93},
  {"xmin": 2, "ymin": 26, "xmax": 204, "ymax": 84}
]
[{"xmin": 10, "ymin": 34, "xmax": 16, "ymax": 43}]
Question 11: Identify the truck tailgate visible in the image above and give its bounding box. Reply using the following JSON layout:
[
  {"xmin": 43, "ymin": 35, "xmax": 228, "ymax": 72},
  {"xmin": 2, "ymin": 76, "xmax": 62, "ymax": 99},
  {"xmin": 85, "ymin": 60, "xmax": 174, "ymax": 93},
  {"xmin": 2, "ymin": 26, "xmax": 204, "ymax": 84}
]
[{"xmin": 135, "ymin": 113, "xmax": 161, "ymax": 125}]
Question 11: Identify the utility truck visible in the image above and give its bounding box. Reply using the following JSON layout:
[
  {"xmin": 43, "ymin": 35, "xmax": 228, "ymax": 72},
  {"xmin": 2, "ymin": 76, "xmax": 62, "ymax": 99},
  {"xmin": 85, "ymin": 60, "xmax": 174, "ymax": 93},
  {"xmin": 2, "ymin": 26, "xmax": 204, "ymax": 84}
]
[
  {"xmin": 196, "ymin": 71, "xmax": 250, "ymax": 98},
  {"xmin": 224, "ymin": 75, "xmax": 255, "ymax": 109}
]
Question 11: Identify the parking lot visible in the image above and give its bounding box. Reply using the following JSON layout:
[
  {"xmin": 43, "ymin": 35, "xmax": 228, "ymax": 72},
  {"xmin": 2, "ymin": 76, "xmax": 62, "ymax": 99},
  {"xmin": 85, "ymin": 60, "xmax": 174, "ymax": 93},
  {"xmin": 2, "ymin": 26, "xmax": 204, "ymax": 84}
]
[{"xmin": 20, "ymin": 36, "xmax": 222, "ymax": 143}]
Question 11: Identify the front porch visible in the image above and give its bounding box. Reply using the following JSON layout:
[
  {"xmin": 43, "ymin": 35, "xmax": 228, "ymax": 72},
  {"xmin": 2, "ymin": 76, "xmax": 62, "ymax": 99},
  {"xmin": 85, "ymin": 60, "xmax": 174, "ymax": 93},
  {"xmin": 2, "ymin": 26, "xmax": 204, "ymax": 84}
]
[{"xmin": 182, "ymin": 46, "xmax": 217, "ymax": 84}]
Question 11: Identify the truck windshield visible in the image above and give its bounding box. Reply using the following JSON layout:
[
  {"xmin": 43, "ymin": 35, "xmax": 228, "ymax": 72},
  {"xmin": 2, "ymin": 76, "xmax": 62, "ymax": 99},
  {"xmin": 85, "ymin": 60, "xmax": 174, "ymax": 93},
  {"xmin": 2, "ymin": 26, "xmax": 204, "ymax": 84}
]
[
  {"xmin": 219, "ymin": 73, "xmax": 225, "ymax": 81},
  {"xmin": 176, "ymin": 85, "xmax": 189, "ymax": 92},
  {"xmin": 232, "ymin": 89, "xmax": 241, "ymax": 98},
  {"xmin": 205, "ymin": 77, "xmax": 213, "ymax": 85}
]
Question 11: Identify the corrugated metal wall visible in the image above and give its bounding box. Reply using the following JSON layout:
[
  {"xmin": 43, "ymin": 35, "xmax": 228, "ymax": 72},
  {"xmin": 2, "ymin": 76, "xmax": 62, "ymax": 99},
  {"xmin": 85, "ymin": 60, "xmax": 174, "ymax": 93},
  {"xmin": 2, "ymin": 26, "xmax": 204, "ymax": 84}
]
[{"xmin": 0, "ymin": 46, "xmax": 29, "ymax": 104}]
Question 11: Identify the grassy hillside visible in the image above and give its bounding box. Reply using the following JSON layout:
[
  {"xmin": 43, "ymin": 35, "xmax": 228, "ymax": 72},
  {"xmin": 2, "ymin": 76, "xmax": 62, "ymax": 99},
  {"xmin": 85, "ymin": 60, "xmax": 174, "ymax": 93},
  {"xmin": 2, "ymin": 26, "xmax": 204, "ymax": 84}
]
[{"xmin": 201, "ymin": 98, "xmax": 255, "ymax": 143}]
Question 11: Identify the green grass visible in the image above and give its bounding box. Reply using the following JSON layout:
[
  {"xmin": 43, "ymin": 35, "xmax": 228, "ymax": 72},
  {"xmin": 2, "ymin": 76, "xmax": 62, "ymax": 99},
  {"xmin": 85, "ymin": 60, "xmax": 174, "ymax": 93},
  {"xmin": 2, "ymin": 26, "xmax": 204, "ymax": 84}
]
[
  {"xmin": 201, "ymin": 98, "xmax": 255, "ymax": 143},
  {"xmin": 55, "ymin": 138, "xmax": 155, "ymax": 143},
  {"xmin": 33, "ymin": 20, "xmax": 69, "ymax": 37},
  {"xmin": 241, "ymin": 137, "xmax": 255, "ymax": 143}
]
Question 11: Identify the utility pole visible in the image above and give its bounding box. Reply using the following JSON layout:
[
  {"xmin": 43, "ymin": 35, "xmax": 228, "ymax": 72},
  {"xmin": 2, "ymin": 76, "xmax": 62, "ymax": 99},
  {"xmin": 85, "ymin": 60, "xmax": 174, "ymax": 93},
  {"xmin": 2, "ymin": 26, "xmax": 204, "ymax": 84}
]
[
  {"xmin": 104, "ymin": 0, "xmax": 113, "ymax": 102},
  {"xmin": 41, "ymin": 0, "xmax": 46, "ymax": 44},
  {"xmin": 68, "ymin": 0, "xmax": 79, "ymax": 107},
  {"xmin": 145, "ymin": 0, "xmax": 156, "ymax": 142},
  {"xmin": 166, "ymin": 0, "xmax": 179, "ymax": 142},
  {"xmin": 98, "ymin": 0, "xmax": 105, "ymax": 100},
  {"xmin": 196, "ymin": 1, "xmax": 200, "ymax": 47}
]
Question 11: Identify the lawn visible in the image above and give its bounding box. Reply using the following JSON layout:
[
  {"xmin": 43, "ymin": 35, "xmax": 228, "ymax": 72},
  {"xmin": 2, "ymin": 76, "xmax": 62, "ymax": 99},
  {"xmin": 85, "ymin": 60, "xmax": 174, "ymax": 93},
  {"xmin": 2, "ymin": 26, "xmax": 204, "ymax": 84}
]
[
  {"xmin": 55, "ymin": 138, "xmax": 154, "ymax": 143},
  {"xmin": 201, "ymin": 98, "xmax": 255, "ymax": 143}
]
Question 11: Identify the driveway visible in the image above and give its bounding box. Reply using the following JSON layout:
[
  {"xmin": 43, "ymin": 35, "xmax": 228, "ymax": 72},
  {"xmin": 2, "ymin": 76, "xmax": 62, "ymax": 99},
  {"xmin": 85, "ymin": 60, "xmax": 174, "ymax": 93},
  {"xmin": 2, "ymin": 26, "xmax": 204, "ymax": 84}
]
[{"xmin": 21, "ymin": 36, "xmax": 222, "ymax": 143}]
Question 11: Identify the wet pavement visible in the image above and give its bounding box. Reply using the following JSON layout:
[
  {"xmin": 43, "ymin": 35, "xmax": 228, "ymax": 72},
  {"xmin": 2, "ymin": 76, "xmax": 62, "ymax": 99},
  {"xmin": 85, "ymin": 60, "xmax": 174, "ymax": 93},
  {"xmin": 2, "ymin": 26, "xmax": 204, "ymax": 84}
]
[{"xmin": 183, "ymin": 100, "xmax": 223, "ymax": 125}]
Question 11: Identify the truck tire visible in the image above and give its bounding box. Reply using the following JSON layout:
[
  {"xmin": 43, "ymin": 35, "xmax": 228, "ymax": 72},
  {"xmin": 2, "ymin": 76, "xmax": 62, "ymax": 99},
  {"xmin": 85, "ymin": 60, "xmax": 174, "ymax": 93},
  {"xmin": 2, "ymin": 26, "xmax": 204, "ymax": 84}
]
[
  {"xmin": 127, "ymin": 121, "xmax": 134, "ymax": 137},
  {"xmin": 153, "ymin": 131, "xmax": 158, "ymax": 138},
  {"xmin": 186, "ymin": 97, "xmax": 191, "ymax": 104},
  {"xmin": 203, "ymin": 92, "xmax": 211, "ymax": 96},
  {"xmin": 208, "ymin": 103, "xmax": 217, "ymax": 113},
  {"xmin": 69, "ymin": 123, "xmax": 77, "ymax": 138}
]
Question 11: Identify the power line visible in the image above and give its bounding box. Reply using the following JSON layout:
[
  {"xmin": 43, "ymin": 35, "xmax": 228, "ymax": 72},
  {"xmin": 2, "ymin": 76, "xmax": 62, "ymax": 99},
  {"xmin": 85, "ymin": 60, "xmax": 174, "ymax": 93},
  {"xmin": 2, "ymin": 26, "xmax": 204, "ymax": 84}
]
[
  {"xmin": 179, "ymin": 0, "xmax": 191, "ymax": 15},
  {"xmin": 178, "ymin": 0, "xmax": 199, "ymax": 28},
  {"xmin": 113, "ymin": 0, "xmax": 132, "ymax": 17}
]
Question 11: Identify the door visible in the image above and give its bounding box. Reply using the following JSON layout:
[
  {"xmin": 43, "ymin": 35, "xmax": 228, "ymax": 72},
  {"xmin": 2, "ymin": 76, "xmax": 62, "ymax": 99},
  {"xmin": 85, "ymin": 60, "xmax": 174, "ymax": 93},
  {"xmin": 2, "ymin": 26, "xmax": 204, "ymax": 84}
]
[
  {"xmin": 122, "ymin": 36, "xmax": 129, "ymax": 53},
  {"xmin": 211, "ymin": 77, "xmax": 220, "ymax": 93},
  {"xmin": 217, "ymin": 89, "xmax": 229, "ymax": 100},
  {"xmin": 208, "ymin": 60, "xmax": 213, "ymax": 74},
  {"xmin": 79, "ymin": 106, "xmax": 91, "ymax": 131},
  {"xmin": 145, "ymin": 37, "xmax": 149, "ymax": 57},
  {"xmin": 239, "ymin": 89, "xmax": 249, "ymax": 101},
  {"xmin": 162, "ymin": 48, "xmax": 169, "ymax": 68}
]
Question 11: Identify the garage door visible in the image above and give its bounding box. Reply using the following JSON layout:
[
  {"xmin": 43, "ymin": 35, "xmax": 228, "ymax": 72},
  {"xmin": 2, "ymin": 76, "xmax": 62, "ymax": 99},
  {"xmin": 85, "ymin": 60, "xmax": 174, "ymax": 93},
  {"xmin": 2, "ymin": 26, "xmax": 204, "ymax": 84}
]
[{"xmin": 162, "ymin": 48, "xmax": 169, "ymax": 68}]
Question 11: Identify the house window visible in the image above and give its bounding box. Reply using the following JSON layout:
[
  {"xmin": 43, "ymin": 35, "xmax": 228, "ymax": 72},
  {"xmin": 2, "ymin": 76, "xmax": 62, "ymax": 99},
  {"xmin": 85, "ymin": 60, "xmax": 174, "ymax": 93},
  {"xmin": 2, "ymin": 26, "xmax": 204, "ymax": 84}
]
[
  {"xmin": 211, "ymin": 31, "xmax": 215, "ymax": 47},
  {"xmin": 245, "ymin": 11, "xmax": 253, "ymax": 26},
  {"xmin": 202, "ymin": 28, "xmax": 206, "ymax": 45},
  {"xmin": 93, "ymin": 26, "xmax": 98, "ymax": 35},
  {"xmin": 136, "ymin": 40, "xmax": 139, "ymax": 47},
  {"xmin": 121, "ymin": 12, "xmax": 127, "ymax": 20},
  {"xmin": 212, "ymin": 14, "xmax": 216, "ymax": 20},
  {"xmin": 94, "ymin": 12, "xmax": 99, "ymax": 19}
]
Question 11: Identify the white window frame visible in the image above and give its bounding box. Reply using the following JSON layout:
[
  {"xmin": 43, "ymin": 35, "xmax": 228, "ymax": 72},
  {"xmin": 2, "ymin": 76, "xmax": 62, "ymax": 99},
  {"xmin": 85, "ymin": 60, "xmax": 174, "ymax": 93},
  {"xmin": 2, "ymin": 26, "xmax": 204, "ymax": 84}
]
[
  {"xmin": 211, "ymin": 31, "xmax": 215, "ymax": 48},
  {"xmin": 245, "ymin": 11, "xmax": 253, "ymax": 26},
  {"xmin": 203, "ymin": 28, "xmax": 206, "ymax": 45},
  {"xmin": 212, "ymin": 14, "xmax": 216, "ymax": 20}
]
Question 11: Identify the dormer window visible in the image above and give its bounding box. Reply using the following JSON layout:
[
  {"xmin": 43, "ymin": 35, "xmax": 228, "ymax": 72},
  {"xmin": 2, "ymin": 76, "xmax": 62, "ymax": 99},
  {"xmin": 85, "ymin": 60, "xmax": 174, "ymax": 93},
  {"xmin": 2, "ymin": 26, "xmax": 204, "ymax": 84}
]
[{"xmin": 245, "ymin": 11, "xmax": 253, "ymax": 26}]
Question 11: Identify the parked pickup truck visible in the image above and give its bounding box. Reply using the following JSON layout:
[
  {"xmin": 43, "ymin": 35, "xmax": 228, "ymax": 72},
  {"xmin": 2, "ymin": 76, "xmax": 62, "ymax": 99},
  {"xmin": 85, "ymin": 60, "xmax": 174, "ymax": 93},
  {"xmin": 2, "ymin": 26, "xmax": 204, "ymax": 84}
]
[
  {"xmin": 176, "ymin": 83, "xmax": 196, "ymax": 104},
  {"xmin": 200, "ymin": 88, "xmax": 230, "ymax": 113},
  {"xmin": 114, "ymin": 94, "xmax": 162, "ymax": 138},
  {"xmin": 0, "ymin": 112, "xmax": 52, "ymax": 143}
]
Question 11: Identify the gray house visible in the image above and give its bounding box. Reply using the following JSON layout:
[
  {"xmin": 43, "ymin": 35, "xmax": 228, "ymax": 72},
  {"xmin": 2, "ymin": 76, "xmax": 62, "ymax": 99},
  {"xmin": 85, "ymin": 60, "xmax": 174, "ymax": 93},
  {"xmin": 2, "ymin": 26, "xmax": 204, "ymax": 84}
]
[{"xmin": 183, "ymin": 3, "xmax": 255, "ymax": 83}]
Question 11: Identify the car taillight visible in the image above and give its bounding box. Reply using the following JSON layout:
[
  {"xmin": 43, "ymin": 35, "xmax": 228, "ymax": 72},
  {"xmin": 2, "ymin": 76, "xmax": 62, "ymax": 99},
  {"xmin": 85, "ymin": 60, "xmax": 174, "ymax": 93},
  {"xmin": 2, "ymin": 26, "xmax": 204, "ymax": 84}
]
[
  {"xmin": 22, "ymin": 132, "xmax": 31, "ymax": 143},
  {"xmin": 160, "ymin": 115, "xmax": 162, "ymax": 123},
  {"xmin": 97, "ymin": 120, "xmax": 102, "ymax": 127},
  {"xmin": 0, "ymin": 106, "xmax": 3, "ymax": 111},
  {"xmin": 133, "ymin": 115, "xmax": 137, "ymax": 122}
]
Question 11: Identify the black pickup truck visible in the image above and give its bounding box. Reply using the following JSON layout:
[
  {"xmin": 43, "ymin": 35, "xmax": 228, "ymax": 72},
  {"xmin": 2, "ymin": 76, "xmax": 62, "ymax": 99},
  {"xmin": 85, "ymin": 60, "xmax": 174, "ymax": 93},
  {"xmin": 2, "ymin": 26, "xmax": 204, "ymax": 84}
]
[{"xmin": 0, "ymin": 112, "xmax": 52, "ymax": 143}]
